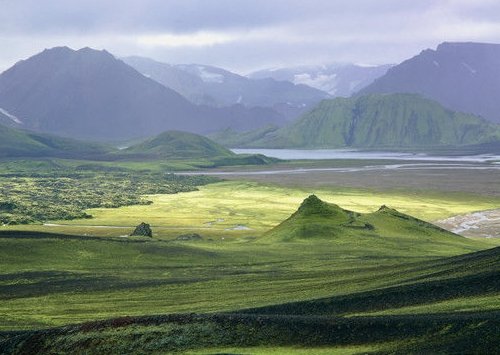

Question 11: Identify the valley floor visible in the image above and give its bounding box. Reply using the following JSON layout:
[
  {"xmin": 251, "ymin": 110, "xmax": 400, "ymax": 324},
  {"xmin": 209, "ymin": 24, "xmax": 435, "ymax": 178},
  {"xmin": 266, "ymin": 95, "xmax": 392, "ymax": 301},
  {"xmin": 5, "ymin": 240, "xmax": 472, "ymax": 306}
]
[{"xmin": 0, "ymin": 159, "xmax": 498, "ymax": 354}]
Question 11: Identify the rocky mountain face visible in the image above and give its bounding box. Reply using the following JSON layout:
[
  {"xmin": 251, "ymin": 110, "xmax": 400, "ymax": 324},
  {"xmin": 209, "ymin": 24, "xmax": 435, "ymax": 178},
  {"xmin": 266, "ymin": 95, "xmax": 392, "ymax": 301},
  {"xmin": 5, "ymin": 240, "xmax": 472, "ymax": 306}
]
[{"xmin": 360, "ymin": 42, "xmax": 500, "ymax": 123}]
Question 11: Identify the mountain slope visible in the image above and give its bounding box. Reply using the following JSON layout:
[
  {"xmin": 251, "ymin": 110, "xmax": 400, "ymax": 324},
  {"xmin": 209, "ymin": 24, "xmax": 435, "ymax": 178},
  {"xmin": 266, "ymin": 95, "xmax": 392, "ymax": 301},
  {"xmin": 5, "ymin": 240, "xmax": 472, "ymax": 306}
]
[
  {"xmin": 231, "ymin": 94, "xmax": 500, "ymax": 148},
  {"xmin": 249, "ymin": 63, "xmax": 393, "ymax": 97},
  {"xmin": 360, "ymin": 42, "xmax": 500, "ymax": 123},
  {"xmin": 0, "ymin": 47, "xmax": 286, "ymax": 140},
  {"xmin": 243, "ymin": 245, "xmax": 500, "ymax": 317},
  {"xmin": 0, "ymin": 123, "xmax": 111, "ymax": 158},
  {"xmin": 125, "ymin": 130, "xmax": 234, "ymax": 159},
  {"xmin": 123, "ymin": 56, "xmax": 330, "ymax": 120}
]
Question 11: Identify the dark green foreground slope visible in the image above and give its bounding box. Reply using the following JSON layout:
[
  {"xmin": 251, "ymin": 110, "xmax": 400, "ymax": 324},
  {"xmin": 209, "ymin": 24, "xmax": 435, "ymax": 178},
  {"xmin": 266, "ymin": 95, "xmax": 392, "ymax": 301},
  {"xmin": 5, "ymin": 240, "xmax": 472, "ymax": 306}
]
[{"xmin": 1, "ymin": 246, "xmax": 498, "ymax": 354}]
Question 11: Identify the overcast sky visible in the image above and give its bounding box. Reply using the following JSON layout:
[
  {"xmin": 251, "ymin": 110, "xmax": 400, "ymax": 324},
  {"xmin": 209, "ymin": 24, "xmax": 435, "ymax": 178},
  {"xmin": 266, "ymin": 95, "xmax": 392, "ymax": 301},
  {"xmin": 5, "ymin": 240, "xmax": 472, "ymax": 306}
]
[{"xmin": 1, "ymin": 0, "xmax": 500, "ymax": 74}]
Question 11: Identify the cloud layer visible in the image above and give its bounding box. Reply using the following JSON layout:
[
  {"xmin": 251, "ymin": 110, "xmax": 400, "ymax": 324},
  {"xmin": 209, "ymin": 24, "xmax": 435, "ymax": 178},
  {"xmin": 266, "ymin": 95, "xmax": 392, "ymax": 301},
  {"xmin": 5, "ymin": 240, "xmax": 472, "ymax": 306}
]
[{"xmin": 1, "ymin": 0, "xmax": 500, "ymax": 73}]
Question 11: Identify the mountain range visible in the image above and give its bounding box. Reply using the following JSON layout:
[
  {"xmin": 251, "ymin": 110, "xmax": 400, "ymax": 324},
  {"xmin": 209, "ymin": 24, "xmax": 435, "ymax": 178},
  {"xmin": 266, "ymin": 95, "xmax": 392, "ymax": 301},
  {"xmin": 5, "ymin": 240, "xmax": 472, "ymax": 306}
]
[
  {"xmin": 249, "ymin": 63, "xmax": 392, "ymax": 97},
  {"xmin": 360, "ymin": 42, "xmax": 500, "ymax": 123},
  {"xmin": 122, "ymin": 56, "xmax": 330, "ymax": 120},
  {"xmin": 0, "ymin": 47, "xmax": 285, "ymax": 141},
  {"xmin": 1, "ymin": 42, "xmax": 500, "ymax": 148},
  {"xmin": 212, "ymin": 93, "xmax": 500, "ymax": 149}
]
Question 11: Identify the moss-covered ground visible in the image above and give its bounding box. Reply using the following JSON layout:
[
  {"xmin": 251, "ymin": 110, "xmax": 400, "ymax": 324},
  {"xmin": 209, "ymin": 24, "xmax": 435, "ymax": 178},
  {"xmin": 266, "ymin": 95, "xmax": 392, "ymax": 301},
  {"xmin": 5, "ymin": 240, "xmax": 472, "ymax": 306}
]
[
  {"xmin": 7, "ymin": 180, "xmax": 499, "ymax": 239},
  {"xmin": 0, "ymin": 161, "xmax": 498, "ymax": 354}
]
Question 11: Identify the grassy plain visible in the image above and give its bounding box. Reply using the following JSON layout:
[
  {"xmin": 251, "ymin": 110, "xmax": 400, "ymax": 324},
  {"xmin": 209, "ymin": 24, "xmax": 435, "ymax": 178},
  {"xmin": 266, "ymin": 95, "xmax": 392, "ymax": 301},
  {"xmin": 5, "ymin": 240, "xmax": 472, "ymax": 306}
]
[
  {"xmin": 23, "ymin": 180, "xmax": 500, "ymax": 238},
  {"xmin": 0, "ymin": 158, "xmax": 499, "ymax": 353},
  {"xmin": 0, "ymin": 177, "xmax": 498, "ymax": 334}
]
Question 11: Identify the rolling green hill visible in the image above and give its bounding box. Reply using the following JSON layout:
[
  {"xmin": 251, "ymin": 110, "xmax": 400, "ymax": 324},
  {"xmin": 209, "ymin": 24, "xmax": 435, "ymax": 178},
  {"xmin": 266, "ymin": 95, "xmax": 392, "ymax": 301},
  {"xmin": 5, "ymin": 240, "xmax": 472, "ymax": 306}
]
[
  {"xmin": 0, "ymin": 235, "xmax": 497, "ymax": 354},
  {"xmin": 263, "ymin": 195, "xmax": 480, "ymax": 255},
  {"xmin": 0, "ymin": 123, "xmax": 111, "ymax": 158},
  {"xmin": 217, "ymin": 93, "xmax": 500, "ymax": 148},
  {"xmin": 0, "ymin": 124, "xmax": 277, "ymax": 166},
  {"xmin": 124, "ymin": 130, "xmax": 234, "ymax": 159},
  {"xmin": 242, "ymin": 245, "xmax": 500, "ymax": 317}
]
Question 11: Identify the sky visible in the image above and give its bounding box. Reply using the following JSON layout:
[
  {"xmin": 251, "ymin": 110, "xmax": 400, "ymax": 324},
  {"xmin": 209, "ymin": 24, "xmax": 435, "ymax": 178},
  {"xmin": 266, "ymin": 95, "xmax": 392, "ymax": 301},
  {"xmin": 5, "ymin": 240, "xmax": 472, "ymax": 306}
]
[{"xmin": 1, "ymin": 0, "xmax": 500, "ymax": 74}]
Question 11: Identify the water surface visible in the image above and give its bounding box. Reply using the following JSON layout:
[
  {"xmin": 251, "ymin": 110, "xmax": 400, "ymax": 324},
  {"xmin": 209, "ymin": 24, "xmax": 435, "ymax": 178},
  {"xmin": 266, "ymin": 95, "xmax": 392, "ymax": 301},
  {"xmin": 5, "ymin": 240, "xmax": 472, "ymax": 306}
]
[{"xmin": 232, "ymin": 148, "xmax": 500, "ymax": 162}]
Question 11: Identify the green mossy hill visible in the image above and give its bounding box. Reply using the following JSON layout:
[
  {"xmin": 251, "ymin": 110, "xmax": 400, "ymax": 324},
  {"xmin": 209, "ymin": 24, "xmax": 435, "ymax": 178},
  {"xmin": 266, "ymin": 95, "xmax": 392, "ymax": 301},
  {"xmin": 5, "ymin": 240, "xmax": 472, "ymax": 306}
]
[
  {"xmin": 125, "ymin": 130, "xmax": 235, "ymax": 159},
  {"xmin": 0, "ymin": 123, "xmax": 111, "ymax": 158},
  {"xmin": 264, "ymin": 194, "xmax": 370, "ymax": 241},
  {"xmin": 264, "ymin": 195, "xmax": 478, "ymax": 254},
  {"xmin": 234, "ymin": 93, "xmax": 500, "ymax": 148},
  {"xmin": 295, "ymin": 194, "xmax": 355, "ymax": 219}
]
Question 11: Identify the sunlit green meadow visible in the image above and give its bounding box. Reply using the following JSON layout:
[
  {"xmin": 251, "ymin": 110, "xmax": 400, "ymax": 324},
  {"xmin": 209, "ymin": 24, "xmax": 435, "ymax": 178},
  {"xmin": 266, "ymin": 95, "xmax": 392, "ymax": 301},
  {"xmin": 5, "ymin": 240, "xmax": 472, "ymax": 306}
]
[
  {"xmin": 19, "ymin": 180, "xmax": 500, "ymax": 239},
  {"xmin": 1, "ymin": 176, "xmax": 499, "ymax": 353},
  {"xmin": 1, "ymin": 178, "xmax": 498, "ymax": 331}
]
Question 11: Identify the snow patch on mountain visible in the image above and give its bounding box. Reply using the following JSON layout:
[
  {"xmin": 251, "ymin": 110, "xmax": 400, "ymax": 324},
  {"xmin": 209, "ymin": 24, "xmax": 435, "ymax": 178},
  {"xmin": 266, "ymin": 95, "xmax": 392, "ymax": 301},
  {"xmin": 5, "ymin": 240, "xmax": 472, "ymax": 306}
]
[
  {"xmin": 0, "ymin": 107, "xmax": 23, "ymax": 124},
  {"xmin": 461, "ymin": 62, "xmax": 477, "ymax": 75},
  {"xmin": 293, "ymin": 73, "xmax": 339, "ymax": 95},
  {"xmin": 195, "ymin": 66, "xmax": 224, "ymax": 83}
]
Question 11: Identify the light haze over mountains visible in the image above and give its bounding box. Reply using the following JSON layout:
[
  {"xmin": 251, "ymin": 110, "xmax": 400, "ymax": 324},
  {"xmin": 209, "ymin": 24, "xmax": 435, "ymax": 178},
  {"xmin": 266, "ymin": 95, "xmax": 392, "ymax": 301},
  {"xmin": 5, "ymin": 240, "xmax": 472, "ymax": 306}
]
[{"xmin": 0, "ymin": 42, "xmax": 499, "ymax": 151}]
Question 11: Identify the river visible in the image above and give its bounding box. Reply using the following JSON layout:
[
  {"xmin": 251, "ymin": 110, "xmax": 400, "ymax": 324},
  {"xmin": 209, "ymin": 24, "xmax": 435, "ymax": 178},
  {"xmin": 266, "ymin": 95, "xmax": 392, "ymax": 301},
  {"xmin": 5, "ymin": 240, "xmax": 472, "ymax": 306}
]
[{"xmin": 231, "ymin": 148, "xmax": 500, "ymax": 162}]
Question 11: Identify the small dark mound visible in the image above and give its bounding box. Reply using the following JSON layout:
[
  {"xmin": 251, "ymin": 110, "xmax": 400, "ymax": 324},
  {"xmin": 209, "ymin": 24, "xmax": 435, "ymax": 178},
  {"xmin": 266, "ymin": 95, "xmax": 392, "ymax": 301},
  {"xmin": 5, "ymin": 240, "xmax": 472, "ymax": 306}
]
[
  {"xmin": 175, "ymin": 233, "xmax": 203, "ymax": 241},
  {"xmin": 131, "ymin": 222, "xmax": 152, "ymax": 237}
]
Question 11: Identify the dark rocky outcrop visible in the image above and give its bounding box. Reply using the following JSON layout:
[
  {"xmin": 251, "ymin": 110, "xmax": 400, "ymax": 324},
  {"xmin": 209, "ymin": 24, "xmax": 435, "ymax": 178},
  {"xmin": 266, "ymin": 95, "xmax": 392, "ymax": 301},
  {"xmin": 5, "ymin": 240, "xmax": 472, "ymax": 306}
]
[{"xmin": 131, "ymin": 222, "xmax": 152, "ymax": 237}]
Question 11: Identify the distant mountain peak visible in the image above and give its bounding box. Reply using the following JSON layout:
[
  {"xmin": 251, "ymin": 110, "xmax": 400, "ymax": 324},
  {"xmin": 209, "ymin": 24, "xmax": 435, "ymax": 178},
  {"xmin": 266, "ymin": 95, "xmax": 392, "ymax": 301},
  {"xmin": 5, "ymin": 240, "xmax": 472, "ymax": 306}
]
[
  {"xmin": 42, "ymin": 46, "xmax": 73, "ymax": 53},
  {"xmin": 122, "ymin": 56, "xmax": 329, "ymax": 120},
  {"xmin": 76, "ymin": 46, "xmax": 114, "ymax": 57},
  {"xmin": 249, "ymin": 63, "xmax": 393, "ymax": 96},
  {"xmin": 436, "ymin": 41, "xmax": 500, "ymax": 51},
  {"xmin": 360, "ymin": 41, "xmax": 500, "ymax": 123},
  {"xmin": 0, "ymin": 47, "xmax": 289, "ymax": 140}
]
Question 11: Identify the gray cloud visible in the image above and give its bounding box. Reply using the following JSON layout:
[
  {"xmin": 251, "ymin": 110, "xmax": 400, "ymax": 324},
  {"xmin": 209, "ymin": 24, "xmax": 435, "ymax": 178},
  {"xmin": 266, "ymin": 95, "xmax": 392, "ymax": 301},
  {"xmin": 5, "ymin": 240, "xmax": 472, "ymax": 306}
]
[
  {"xmin": 0, "ymin": 1, "xmax": 434, "ymax": 34},
  {"xmin": 0, "ymin": 0, "xmax": 500, "ymax": 73}
]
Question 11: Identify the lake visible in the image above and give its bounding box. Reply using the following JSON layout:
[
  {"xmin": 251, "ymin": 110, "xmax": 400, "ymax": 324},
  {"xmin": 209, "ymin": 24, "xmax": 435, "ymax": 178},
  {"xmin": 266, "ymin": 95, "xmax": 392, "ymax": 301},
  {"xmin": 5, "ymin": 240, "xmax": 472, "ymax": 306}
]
[{"xmin": 232, "ymin": 148, "xmax": 500, "ymax": 162}]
